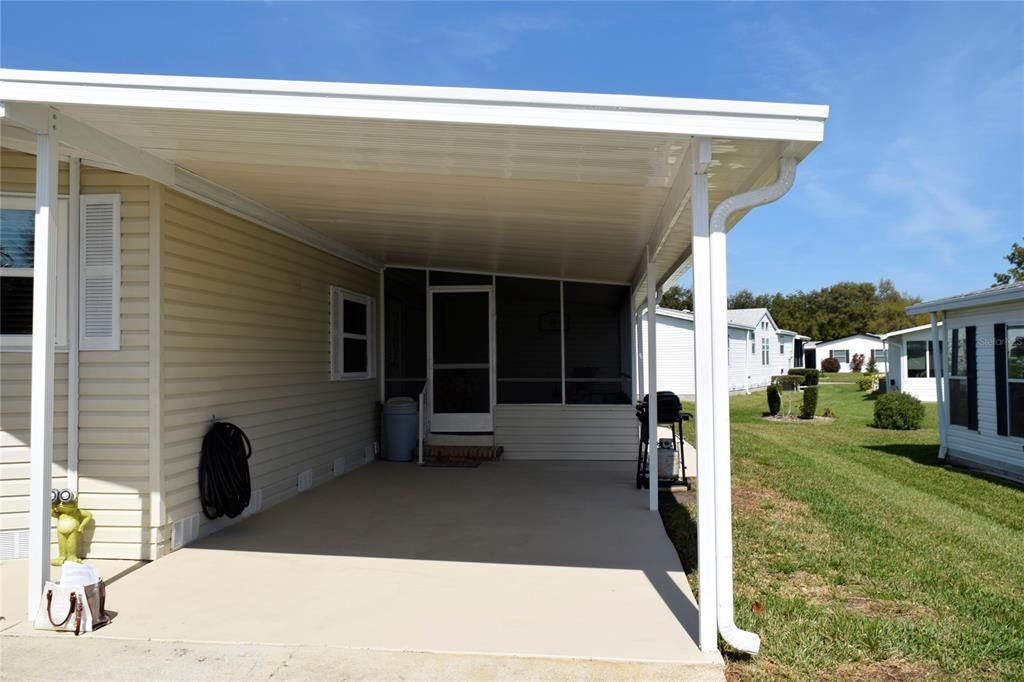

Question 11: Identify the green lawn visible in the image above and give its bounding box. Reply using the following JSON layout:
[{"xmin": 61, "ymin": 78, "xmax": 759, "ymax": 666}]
[{"xmin": 661, "ymin": 383, "xmax": 1024, "ymax": 680}]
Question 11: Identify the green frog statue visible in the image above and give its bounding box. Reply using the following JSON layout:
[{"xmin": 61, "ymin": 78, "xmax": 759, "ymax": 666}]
[{"xmin": 51, "ymin": 488, "xmax": 93, "ymax": 566}]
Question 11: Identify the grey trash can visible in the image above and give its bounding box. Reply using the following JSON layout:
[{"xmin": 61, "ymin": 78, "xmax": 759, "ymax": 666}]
[{"xmin": 382, "ymin": 397, "xmax": 418, "ymax": 462}]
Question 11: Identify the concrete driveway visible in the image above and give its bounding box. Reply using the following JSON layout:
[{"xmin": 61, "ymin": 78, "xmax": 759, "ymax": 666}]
[{"xmin": 4, "ymin": 460, "xmax": 720, "ymax": 675}]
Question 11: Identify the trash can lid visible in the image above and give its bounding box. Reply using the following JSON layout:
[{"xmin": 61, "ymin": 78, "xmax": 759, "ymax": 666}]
[{"xmin": 385, "ymin": 397, "xmax": 416, "ymax": 406}]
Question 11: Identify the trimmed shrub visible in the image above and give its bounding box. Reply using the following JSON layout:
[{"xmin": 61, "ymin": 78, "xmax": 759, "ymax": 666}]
[
  {"xmin": 873, "ymin": 392, "xmax": 925, "ymax": 430},
  {"xmin": 787, "ymin": 368, "xmax": 820, "ymax": 386},
  {"xmin": 822, "ymin": 406, "xmax": 837, "ymax": 418},
  {"xmin": 850, "ymin": 353, "xmax": 865, "ymax": 372},
  {"xmin": 772, "ymin": 375, "xmax": 802, "ymax": 392},
  {"xmin": 801, "ymin": 386, "xmax": 819, "ymax": 419},
  {"xmin": 766, "ymin": 384, "xmax": 781, "ymax": 415},
  {"xmin": 821, "ymin": 357, "xmax": 840, "ymax": 373},
  {"xmin": 865, "ymin": 357, "xmax": 877, "ymax": 374},
  {"xmin": 856, "ymin": 374, "xmax": 879, "ymax": 392}
]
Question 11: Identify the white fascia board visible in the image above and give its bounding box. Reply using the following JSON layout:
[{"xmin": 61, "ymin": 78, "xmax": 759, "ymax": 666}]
[
  {"xmin": 0, "ymin": 69, "xmax": 829, "ymax": 141},
  {"xmin": 880, "ymin": 322, "xmax": 938, "ymax": 340},
  {"xmin": 1, "ymin": 100, "xmax": 380, "ymax": 271},
  {"xmin": 906, "ymin": 287, "xmax": 1024, "ymax": 314}
]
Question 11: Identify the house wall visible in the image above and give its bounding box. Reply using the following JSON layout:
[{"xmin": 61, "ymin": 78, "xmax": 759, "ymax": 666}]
[
  {"xmin": 0, "ymin": 150, "xmax": 156, "ymax": 560},
  {"xmin": 728, "ymin": 327, "xmax": 750, "ymax": 392},
  {"xmin": 159, "ymin": 188, "xmax": 380, "ymax": 544},
  {"xmin": 495, "ymin": 405, "xmax": 636, "ymax": 460},
  {"xmin": 887, "ymin": 328, "xmax": 938, "ymax": 401},
  {"xmin": 815, "ymin": 336, "xmax": 886, "ymax": 373},
  {"xmin": 944, "ymin": 301, "xmax": 1024, "ymax": 484}
]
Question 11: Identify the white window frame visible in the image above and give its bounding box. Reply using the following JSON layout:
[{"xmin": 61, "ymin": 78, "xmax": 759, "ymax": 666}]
[
  {"xmin": 905, "ymin": 340, "xmax": 934, "ymax": 379},
  {"xmin": 0, "ymin": 195, "xmax": 69, "ymax": 351},
  {"xmin": 330, "ymin": 285, "xmax": 376, "ymax": 381},
  {"xmin": 1006, "ymin": 325, "xmax": 1024, "ymax": 438},
  {"xmin": 830, "ymin": 349, "xmax": 850, "ymax": 364}
]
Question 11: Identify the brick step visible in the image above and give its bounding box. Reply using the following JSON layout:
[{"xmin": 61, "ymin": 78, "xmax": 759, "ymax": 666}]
[{"xmin": 423, "ymin": 445, "xmax": 504, "ymax": 464}]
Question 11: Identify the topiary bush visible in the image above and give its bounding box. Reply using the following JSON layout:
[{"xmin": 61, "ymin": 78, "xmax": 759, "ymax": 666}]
[
  {"xmin": 821, "ymin": 357, "xmax": 840, "ymax": 373},
  {"xmin": 850, "ymin": 353, "xmax": 865, "ymax": 372},
  {"xmin": 873, "ymin": 392, "xmax": 925, "ymax": 430},
  {"xmin": 766, "ymin": 384, "xmax": 781, "ymax": 415},
  {"xmin": 801, "ymin": 386, "xmax": 818, "ymax": 419}
]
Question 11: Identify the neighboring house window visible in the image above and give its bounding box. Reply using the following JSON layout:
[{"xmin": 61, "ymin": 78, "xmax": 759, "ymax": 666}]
[
  {"xmin": 779, "ymin": 343, "xmax": 785, "ymax": 355},
  {"xmin": 0, "ymin": 196, "xmax": 69, "ymax": 348},
  {"xmin": 906, "ymin": 340, "xmax": 937, "ymax": 378},
  {"xmin": 1008, "ymin": 326, "xmax": 1024, "ymax": 437},
  {"xmin": 761, "ymin": 338, "xmax": 770, "ymax": 365},
  {"xmin": 873, "ymin": 348, "xmax": 887, "ymax": 364},
  {"xmin": 330, "ymin": 286, "xmax": 375, "ymax": 380},
  {"xmin": 949, "ymin": 328, "xmax": 969, "ymax": 427},
  {"xmin": 830, "ymin": 349, "xmax": 849, "ymax": 364}
]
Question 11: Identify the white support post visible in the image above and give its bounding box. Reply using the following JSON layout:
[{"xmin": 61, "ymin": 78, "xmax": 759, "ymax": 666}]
[
  {"xmin": 28, "ymin": 128, "xmax": 59, "ymax": 618},
  {"xmin": 689, "ymin": 137, "xmax": 718, "ymax": 654},
  {"xmin": 930, "ymin": 312, "xmax": 948, "ymax": 459},
  {"xmin": 636, "ymin": 308, "xmax": 645, "ymax": 400},
  {"xmin": 630, "ymin": 289, "xmax": 638, "ymax": 402},
  {"xmin": 67, "ymin": 157, "xmax": 80, "ymax": 493},
  {"xmin": 645, "ymin": 250, "xmax": 658, "ymax": 510}
]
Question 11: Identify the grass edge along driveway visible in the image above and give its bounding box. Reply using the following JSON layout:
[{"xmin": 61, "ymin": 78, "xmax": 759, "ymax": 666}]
[{"xmin": 660, "ymin": 383, "xmax": 1024, "ymax": 681}]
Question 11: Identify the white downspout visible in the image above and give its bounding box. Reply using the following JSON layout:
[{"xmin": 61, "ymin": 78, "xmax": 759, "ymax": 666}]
[
  {"xmin": 930, "ymin": 313, "xmax": 948, "ymax": 459},
  {"xmin": 67, "ymin": 158, "xmax": 80, "ymax": 493},
  {"xmin": 709, "ymin": 157, "xmax": 797, "ymax": 655}
]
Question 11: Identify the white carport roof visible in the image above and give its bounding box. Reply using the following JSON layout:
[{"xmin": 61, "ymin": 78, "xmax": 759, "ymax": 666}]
[{"xmin": 0, "ymin": 69, "xmax": 827, "ymax": 295}]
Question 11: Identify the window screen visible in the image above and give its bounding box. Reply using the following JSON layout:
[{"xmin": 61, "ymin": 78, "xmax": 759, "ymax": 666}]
[
  {"xmin": 1008, "ymin": 326, "xmax": 1024, "ymax": 437},
  {"xmin": 496, "ymin": 277, "xmax": 562, "ymax": 403},
  {"xmin": 563, "ymin": 282, "xmax": 631, "ymax": 405},
  {"xmin": 907, "ymin": 341, "xmax": 934, "ymax": 378},
  {"xmin": 949, "ymin": 328, "xmax": 969, "ymax": 427},
  {"xmin": 384, "ymin": 268, "xmax": 427, "ymax": 399}
]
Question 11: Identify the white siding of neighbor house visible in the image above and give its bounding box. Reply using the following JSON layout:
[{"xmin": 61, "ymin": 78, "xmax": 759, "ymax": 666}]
[
  {"xmin": 728, "ymin": 327, "xmax": 751, "ymax": 392},
  {"xmin": 886, "ymin": 327, "xmax": 938, "ymax": 402},
  {"xmin": 0, "ymin": 150, "xmax": 156, "ymax": 560},
  {"xmin": 495, "ymin": 405, "xmax": 636, "ymax": 460},
  {"xmin": 160, "ymin": 188, "xmax": 380, "ymax": 542},
  {"xmin": 943, "ymin": 301, "xmax": 1024, "ymax": 484},
  {"xmin": 814, "ymin": 335, "xmax": 886, "ymax": 373}
]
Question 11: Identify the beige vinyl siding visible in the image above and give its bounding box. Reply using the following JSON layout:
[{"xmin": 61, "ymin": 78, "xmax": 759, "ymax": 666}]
[
  {"xmin": 78, "ymin": 169, "xmax": 156, "ymax": 559},
  {"xmin": 495, "ymin": 404, "xmax": 636, "ymax": 460},
  {"xmin": 944, "ymin": 302, "xmax": 1024, "ymax": 484},
  {"xmin": 0, "ymin": 150, "xmax": 154, "ymax": 559},
  {"xmin": 160, "ymin": 189, "xmax": 379, "ymax": 538}
]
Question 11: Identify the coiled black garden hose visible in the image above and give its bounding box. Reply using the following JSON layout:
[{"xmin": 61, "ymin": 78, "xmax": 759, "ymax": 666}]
[{"xmin": 199, "ymin": 421, "xmax": 252, "ymax": 520}]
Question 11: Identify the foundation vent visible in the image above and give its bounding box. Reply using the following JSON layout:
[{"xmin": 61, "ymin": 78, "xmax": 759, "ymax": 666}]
[
  {"xmin": 333, "ymin": 457, "xmax": 346, "ymax": 477},
  {"xmin": 242, "ymin": 489, "xmax": 263, "ymax": 518},
  {"xmin": 0, "ymin": 529, "xmax": 29, "ymax": 560},
  {"xmin": 297, "ymin": 468, "xmax": 314, "ymax": 492},
  {"xmin": 171, "ymin": 513, "xmax": 200, "ymax": 551}
]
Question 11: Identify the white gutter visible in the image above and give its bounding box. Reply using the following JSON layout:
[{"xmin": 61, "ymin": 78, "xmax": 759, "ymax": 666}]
[{"xmin": 709, "ymin": 157, "xmax": 797, "ymax": 655}]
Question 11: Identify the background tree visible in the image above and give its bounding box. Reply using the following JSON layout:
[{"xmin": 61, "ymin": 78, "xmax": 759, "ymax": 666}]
[
  {"xmin": 994, "ymin": 242, "xmax": 1024, "ymax": 285},
  {"xmin": 659, "ymin": 286, "xmax": 692, "ymax": 311}
]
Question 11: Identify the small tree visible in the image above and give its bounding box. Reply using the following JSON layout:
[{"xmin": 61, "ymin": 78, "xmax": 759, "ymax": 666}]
[
  {"xmin": 850, "ymin": 353, "xmax": 865, "ymax": 372},
  {"xmin": 994, "ymin": 242, "xmax": 1024, "ymax": 286},
  {"xmin": 821, "ymin": 356, "xmax": 840, "ymax": 372},
  {"xmin": 865, "ymin": 356, "xmax": 877, "ymax": 374}
]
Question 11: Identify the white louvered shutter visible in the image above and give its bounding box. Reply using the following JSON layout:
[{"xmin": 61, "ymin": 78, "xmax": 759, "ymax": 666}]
[{"xmin": 79, "ymin": 194, "xmax": 121, "ymax": 351}]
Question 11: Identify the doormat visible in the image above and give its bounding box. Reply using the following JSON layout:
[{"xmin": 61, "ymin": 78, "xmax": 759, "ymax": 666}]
[{"xmin": 422, "ymin": 460, "xmax": 481, "ymax": 468}]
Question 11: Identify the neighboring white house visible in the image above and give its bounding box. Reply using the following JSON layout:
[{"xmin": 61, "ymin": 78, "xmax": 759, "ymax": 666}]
[
  {"xmin": 907, "ymin": 283, "xmax": 1024, "ymax": 485},
  {"xmin": 643, "ymin": 307, "xmax": 805, "ymax": 397},
  {"xmin": 806, "ymin": 333, "xmax": 886, "ymax": 373},
  {"xmin": 0, "ymin": 68, "xmax": 828, "ymax": 656},
  {"xmin": 881, "ymin": 323, "xmax": 941, "ymax": 401}
]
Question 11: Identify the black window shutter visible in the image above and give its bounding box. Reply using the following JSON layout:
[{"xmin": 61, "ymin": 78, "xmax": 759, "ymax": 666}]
[
  {"xmin": 995, "ymin": 323, "xmax": 1008, "ymax": 436},
  {"xmin": 966, "ymin": 326, "xmax": 977, "ymax": 430}
]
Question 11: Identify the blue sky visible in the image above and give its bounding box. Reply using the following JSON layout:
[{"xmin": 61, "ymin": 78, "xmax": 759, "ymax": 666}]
[{"xmin": 2, "ymin": 2, "xmax": 1021, "ymax": 300}]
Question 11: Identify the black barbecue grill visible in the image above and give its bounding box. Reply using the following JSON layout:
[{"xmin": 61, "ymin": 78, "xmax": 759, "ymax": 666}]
[{"xmin": 636, "ymin": 391, "xmax": 692, "ymax": 489}]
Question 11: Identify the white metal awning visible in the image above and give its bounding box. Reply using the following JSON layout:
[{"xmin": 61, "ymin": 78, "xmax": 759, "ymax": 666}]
[{"xmin": 0, "ymin": 68, "xmax": 827, "ymax": 291}]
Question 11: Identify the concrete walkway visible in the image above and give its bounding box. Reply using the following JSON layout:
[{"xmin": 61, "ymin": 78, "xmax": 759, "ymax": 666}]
[{"xmin": 3, "ymin": 461, "xmax": 721, "ymax": 677}]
